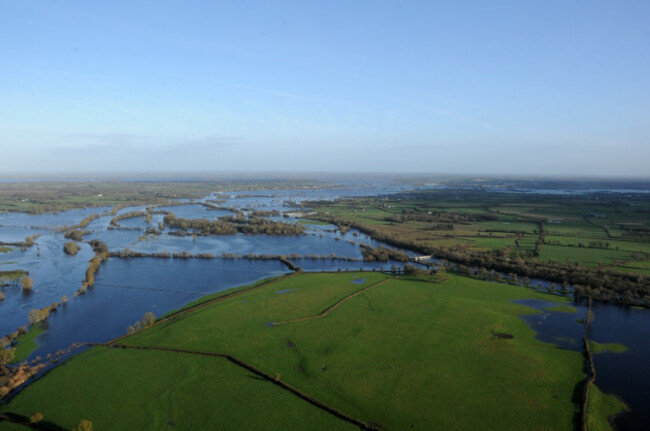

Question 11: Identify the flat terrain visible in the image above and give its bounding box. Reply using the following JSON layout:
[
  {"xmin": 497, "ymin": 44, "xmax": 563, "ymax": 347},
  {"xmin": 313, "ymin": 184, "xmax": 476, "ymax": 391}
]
[
  {"xmin": 2, "ymin": 347, "xmax": 353, "ymax": 430},
  {"xmin": 0, "ymin": 180, "xmax": 328, "ymax": 214},
  {"xmin": 308, "ymin": 191, "xmax": 650, "ymax": 271},
  {"xmin": 0, "ymin": 272, "xmax": 624, "ymax": 430},
  {"xmin": 306, "ymin": 190, "xmax": 650, "ymax": 304}
]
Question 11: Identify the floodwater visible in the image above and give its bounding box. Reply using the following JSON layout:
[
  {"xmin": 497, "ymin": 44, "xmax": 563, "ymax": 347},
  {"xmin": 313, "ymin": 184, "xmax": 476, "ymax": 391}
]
[
  {"xmin": 516, "ymin": 298, "xmax": 650, "ymax": 430},
  {"xmin": 0, "ymin": 184, "xmax": 649, "ymax": 429},
  {"xmin": 0, "ymin": 185, "xmax": 414, "ymax": 345}
]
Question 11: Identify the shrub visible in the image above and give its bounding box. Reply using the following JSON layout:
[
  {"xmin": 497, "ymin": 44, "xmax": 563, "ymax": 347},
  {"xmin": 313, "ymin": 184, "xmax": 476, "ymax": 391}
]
[
  {"xmin": 64, "ymin": 229, "xmax": 89, "ymax": 241},
  {"xmin": 142, "ymin": 311, "xmax": 156, "ymax": 327},
  {"xmin": 72, "ymin": 419, "xmax": 93, "ymax": 431},
  {"xmin": 28, "ymin": 308, "xmax": 50, "ymax": 325},
  {"xmin": 63, "ymin": 241, "xmax": 80, "ymax": 255},
  {"xmin": 21, "ymin": 276, "xmax": 34, "ymax": 292},
  {"xmin": 0, "ymin": 345, "xmax": 15, "ymax": 366}
]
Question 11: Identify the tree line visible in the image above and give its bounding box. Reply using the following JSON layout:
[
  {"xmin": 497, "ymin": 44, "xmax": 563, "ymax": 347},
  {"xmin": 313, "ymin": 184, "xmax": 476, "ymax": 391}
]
[
  {"xmin": 386, "ymin": 210, "xmax": 497, "ymax": 224},
  {"xmin": 317, "ymin": 215, "xmax": 650, "ymax": 306},
  {"xmin": 163, "ymin": 213, "xmax": 305, "ymax": 236},
  {"xmin": 109, "ymin": 249, "xmax": 363, "ymax": 262},
  {"xmin": 360, "ymin": 244, "xmax": 410, "ymax": 262}
]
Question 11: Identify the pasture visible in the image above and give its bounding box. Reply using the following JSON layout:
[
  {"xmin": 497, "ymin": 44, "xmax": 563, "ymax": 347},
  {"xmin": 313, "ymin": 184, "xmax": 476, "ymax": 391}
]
[{"xmin": 1, "ymin": 272, "xmax": 625, "ymax": 430}]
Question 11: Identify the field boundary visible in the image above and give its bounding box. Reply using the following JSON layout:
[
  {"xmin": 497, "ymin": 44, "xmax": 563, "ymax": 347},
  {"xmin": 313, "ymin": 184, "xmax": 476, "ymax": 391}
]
[
  {"xmin": 88, "ymin": 343, "xmax": 379, "ymax": 430},
  {"xmin": 270, "ymin": 278, "xmax": 393, "ymax": 326},
  {"xmin": 579, "ymin": 297, "xmax": 596, "ymax": 431}
]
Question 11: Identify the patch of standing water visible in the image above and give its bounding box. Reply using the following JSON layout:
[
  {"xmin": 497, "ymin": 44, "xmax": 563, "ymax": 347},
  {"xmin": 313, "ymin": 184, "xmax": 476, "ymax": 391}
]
[
  {"xmin": 515, "ymin": 297, "xmax": 650, "ymax": 430},
  {"xmin": 514, "ymin": 298, "xmax": 587, "ymax": 351},
  {"xmin": 275, "ymin": 289, "xmax": 294, "ymax": 294},
  {"xmin": 31, "ymin": 258, "xmax": 288, "ymax": 358},
  {"xmin": 588, "ymin": 302, "xmax": 650, "ymax": 431}
]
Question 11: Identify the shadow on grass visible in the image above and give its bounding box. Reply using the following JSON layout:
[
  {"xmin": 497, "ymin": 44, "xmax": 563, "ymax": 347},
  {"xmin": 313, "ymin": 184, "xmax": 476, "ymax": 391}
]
[
  {"xmin": 245, "ymin": 374, "xmax": 268, "ymax": 382},
  {"xmin": 1, "ymin": 412, "xmax": 67, "ymax": 430},
  {"xmin": 572, "ymin": 378, "xmax": 583, "ymax": 431}
]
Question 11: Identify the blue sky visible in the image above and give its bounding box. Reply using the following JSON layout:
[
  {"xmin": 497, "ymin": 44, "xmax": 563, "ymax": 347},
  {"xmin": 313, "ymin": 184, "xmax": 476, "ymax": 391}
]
[{"xmin": 1, "ymin": 0, "xmax": 649, "ymax": 175}]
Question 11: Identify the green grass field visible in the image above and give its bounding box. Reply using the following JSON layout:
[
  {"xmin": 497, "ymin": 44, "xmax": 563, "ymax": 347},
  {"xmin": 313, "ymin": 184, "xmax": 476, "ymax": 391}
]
[
  {"xmin": 589, "ymin": 341, "xmax": 628, "ymax": 354},
  {"xmin": 612, "ymin": 259, "xmax": 650, "ymax": 275},
  {"xmin": 10, "ymin": 325, "xmax": 46, "ymax": 363},
  {"xmin": 539, "ymin": 245, "xmax": 634, "ymax": 267},
  {"xmin": 1, "ymin": 272, "xmax": 627, "ymax": 430},
  {"xmin": 309, "ymin": 192, "xmax": 650, "ymax": 279},
  {"xmin": 587, "ymin": 386, "xmax": 628, "ymax": 431},
  {"xmin": 1, "ymin": 347, "xmax": 354, "ymax": 431},
  {"xmin": 0, "ymin": 421, "xmax": 27, "ymax": 430}
]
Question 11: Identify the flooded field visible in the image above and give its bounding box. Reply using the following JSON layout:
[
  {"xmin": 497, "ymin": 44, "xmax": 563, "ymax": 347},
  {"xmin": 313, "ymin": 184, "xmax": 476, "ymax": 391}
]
[{"xmin": 1, "ymin": 184, "xmax": 649, "ymax": 429}]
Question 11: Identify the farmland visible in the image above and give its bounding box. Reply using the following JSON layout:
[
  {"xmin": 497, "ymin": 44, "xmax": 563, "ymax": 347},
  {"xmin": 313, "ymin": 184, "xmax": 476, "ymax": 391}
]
[
  {"xmin": 0, "ymin": 272, "xmax": 624, "ymax": 430},
  {"xmin": 303, "ymin": 190, "xmax": 650, "ymax": 304}
]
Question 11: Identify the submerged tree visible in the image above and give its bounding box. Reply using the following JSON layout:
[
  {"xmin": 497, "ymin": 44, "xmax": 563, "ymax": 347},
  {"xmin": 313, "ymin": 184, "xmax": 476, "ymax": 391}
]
[
  {"xmin": 63, "ymin": 241, "xmax": 80, "ymax": 255},
  {"xmin": 0, "ymin": 345, "xmax": 15, "ymax": 367},
  {"xmin": 21, "ymin": 276, "xmax": 34, "ymax": 292}
]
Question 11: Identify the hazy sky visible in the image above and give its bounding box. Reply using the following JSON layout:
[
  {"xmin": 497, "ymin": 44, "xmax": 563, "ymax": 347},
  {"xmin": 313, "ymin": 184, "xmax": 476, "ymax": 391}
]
[{"xmin": 1, "ymin": 1, "xmax": 649, "ymax": 176}]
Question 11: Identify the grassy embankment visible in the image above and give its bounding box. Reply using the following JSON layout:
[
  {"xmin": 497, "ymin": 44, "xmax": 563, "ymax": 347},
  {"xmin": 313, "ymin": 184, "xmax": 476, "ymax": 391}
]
[{"xmin": 0, "ymin": 272, "xmax": 625, "ymax": 430}]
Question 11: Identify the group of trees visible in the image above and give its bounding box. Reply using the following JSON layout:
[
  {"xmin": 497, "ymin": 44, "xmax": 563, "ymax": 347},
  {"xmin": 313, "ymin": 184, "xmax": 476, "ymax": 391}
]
[
  {"xmin": 0, "ymin": 234, "xmax": 40, "ymax": 251},
  {"xmin": 28, "ymin": 307, "xmax": 51, "ymax": 325},
  {"xmin": 27, "ymin": 296, "xmax": 68, "ymax": 325},
  {"xmin": 109, "ymin": 210, "xmax": 148, "ymax": 227},
  {"xmin": 360, "ymin": 244, "xmax": 410, "ymax": 262},
  {"xmin": 56, "ymin": 212, "xmax": 105, "ymax": 237},
  {"xmin": 0, "ymin": 345, "xmax": 14, "ymax": 367},
  {"xmin": 78, "ymin": 213, "xmax": 102, "ymax": 229},
  {"xmin": 387, "ymin": 210, "xmax": 497, "ymax": 224},
  {"xmin": 109, "ymin": 249, "xmax": 364, "ymax": 264},
  {"xmin": 83, "ymin": 256, "xmax": 102, "ymax": 288},
  {"xmin": 73, "ymin": 240, "xmax": 109, "ymax": 297},
  {"xmin": 163, "ymin": 213, "xmax": 305, "ymax": 236},
  {"xmin": 1, "ymin": 326, "xmax": 27, "ymax": 354},
  {"xmin": 248, "ymin": 209, "xmax": 281, "ymax": 217},
  {"xmin": 0, "ymin": 270, "xmax": 28, "ymax": 288},
  {"xmin": 20, "ymin": 275, "xmax": 34, "ymax": 292},
  {"xmin": 126, "ymin": 311, "xmax": 156, "ymax": 334},
  {"xmin": 63, "ymin": 241, "xmax": 80, "ymax": 255},
  {"xmin": 64, "ymin": 229, "xmax": 90, "ymax": 241},
  {"xmin": 401, "ymin": 264, "xmax": 448, "ymax": 282}
]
